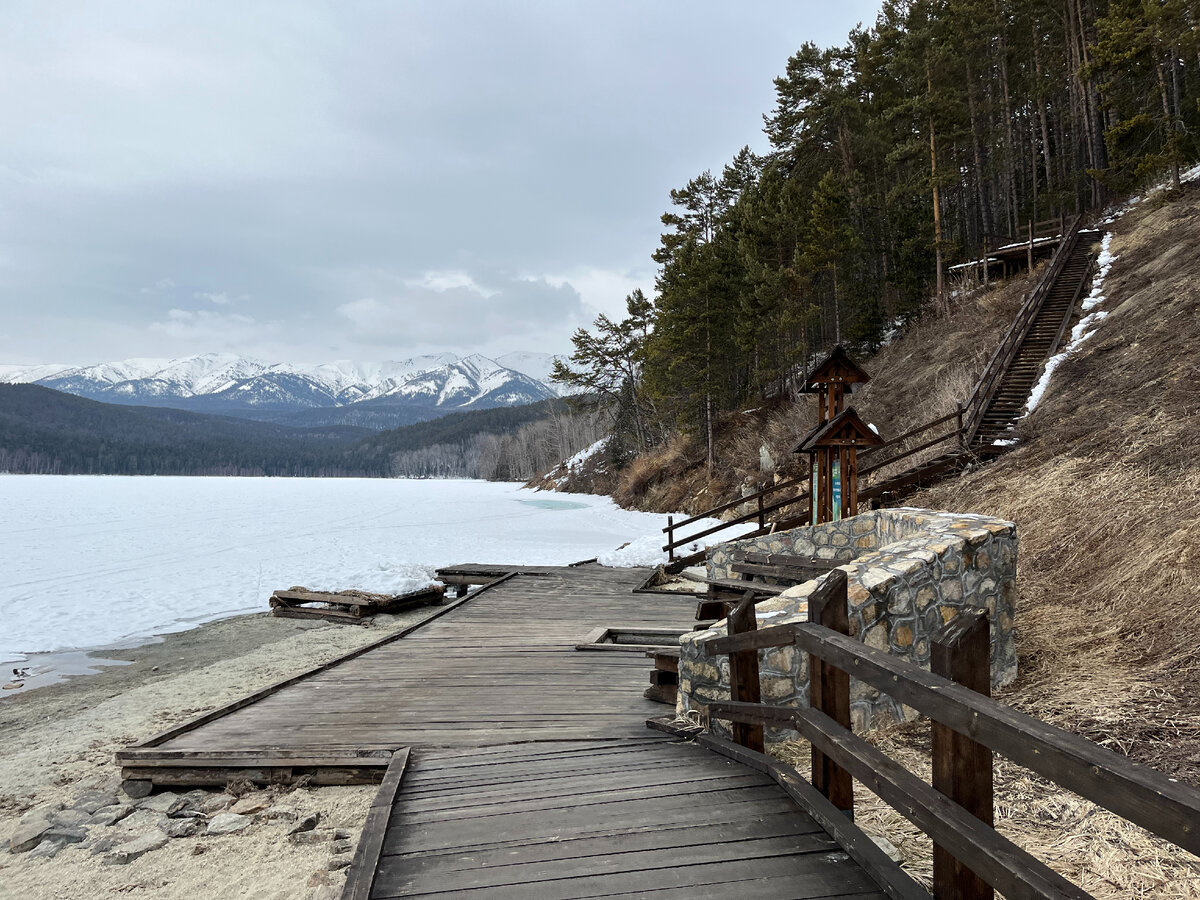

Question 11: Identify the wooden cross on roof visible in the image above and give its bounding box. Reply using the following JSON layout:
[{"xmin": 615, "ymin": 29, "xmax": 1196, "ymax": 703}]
[{"xmin": 803, "ymin": 345, "xmax": 871, "ymax": 423}]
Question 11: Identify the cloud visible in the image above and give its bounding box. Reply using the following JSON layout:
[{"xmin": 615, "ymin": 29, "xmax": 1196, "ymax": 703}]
[
  {"xmin": 337, "ymin": 271, "xmax": 585, "ymax": 346},
  {"xmin": 194, "ymin": 291, "xmax": 238, "ymax": 306},
  {"xmin": 148, "ymin": 308, "xmax": 276, "ymax": 347}
]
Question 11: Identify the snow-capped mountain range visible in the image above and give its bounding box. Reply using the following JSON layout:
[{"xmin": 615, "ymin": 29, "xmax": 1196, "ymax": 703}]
[{"xmin": 0, "ymin": 352, "xmax": 570, "ymax": 430}]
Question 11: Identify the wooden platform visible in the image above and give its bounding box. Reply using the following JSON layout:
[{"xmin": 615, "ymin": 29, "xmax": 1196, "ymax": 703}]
[
  {"xmin": 119, "ymin": 565, "xmax": 912, "ymax": 900},
  {"xmin": 119, "ymin": 566, "xmax": 697, "ymax": 780}
]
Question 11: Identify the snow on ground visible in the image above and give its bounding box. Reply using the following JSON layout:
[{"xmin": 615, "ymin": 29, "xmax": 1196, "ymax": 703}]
[{"xmin": 0, "ymin": 476, "xmax": 732, "ymax": 667}]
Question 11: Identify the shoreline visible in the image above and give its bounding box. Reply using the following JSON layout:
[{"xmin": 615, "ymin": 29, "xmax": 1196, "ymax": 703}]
[{"xmin": 0, "ymin": 603, "xmax": 438, "ymax": 899}]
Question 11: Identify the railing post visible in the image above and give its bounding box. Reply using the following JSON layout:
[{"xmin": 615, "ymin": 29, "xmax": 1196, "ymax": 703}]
[
  {"xmin": 808, "ymin": 570, "xmax": 853, "ymax": 815},
  {"xmin": 666, "ymin": 515, "xmax": 675, "ymax": 562},
  {"xmin": 956, "ymin": 402, "xmax": 965, "ymax": 449},
  {"xmin": 1027, "ymin": 219, "xmax": 1034, "ymax": 271},
  {"xmin": 757, "ymin": 492, "xmax": 765, "ymax": 529},
  {"xmin": 726, "ymin": 593, "xmax": 764, "ymax": 753},
  {"xmin": 932, "ymin": 610, "xmax": 994, "ymax": 900}
]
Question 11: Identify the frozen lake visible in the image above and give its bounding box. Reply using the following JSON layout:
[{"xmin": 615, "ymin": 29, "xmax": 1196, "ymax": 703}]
[{"xmin": 0, "ymin": 476, "xmax": 708, "ymax": 667}]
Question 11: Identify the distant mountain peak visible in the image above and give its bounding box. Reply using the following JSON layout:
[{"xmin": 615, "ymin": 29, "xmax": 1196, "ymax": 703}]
[{"xmin": 0, "ymin": 350, "xmax": 574, "ymax": 431}]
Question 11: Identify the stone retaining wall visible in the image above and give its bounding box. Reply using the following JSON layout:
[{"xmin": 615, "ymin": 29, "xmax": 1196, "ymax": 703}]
[{"xmin": 679, "ymin": 508, "xmax": 1018, "ymax": 734}]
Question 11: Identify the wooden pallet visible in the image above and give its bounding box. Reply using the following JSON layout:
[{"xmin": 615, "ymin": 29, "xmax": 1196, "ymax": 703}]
[{"xmin": 270, "ymin": 584, "xmax": 444, "ymax": 624}]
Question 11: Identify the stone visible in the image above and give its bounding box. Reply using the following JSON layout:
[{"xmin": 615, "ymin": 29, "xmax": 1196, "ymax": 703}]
[
  {"xmin": 27, "ymin": 839, "xmax": 64, "ymax": 860},
  {"xmin": 308, "ymin": 871, "xmax": 333, "ymax": 888},
  {"xmin": 166, "ymin": 818, "xmax": 202, "ymax": 838},
  {"xmin": 863, "ymin": 623, "xmax": 888, "ymax": 652},
  {"xmin": 891, "ymin": 623, "xmax": 914, "ymax": 649},
  {"xmin": 121, "ymin": 780, "xmax": 153, "ymax": 800},
  {"xmin": 72, "ymin": 790, "xmax": 119, "ymax": 815},
  {"xmin": 90, "ymin": 805, "xmax": 134, "ymax": 827},
  {"xmin": 230, "ymin": 797, "xmax": 269, "ymax": 816},
  {"xmin": 288, "ymin": 812, "xmax": 322, "ymax": 835},
  {"xmin": 327, "ymin": 854, "xmax": 352, "ymax": 870},
  {"xmin": 9, "ymin": 802, "xmax": 63, "ymax": 853},
  {"xmin": 120, "ymin": 809, "xmax": 168, "ymax": 832},
  {"xmin": 761, "ymin": 677, "xmax": 795, "ymax": 702},
  {"xmin": 205, "ymin": 813, "xmax": 251, "ymax": 835},
  {"xmin": 915, "ymin": 586, "xmax": 936, "ymax": 610},
  {"xmin": 137, "ymin": 792, "xmax": 181, "ymax": 814},
  {"xmin": 103, "ymin": 831, "xmax": 168, "ymax": 865},
  {"xmin": 940, "ymin": 578, "xmax": 963, "ymax": 601},
  {"xmin": 51, "ymin": 808, "xmax": 92, "ymax": 829},
  {"xmin": 260, "ymin": 805, "xmax": 297, "ymax": 822},
  {"xmin": 332, "ymin": 839, "xmax": 353, "ymax": 854},
  {"xmin": 89, "ymin": 834, "xmax": 134, "ymax": 856},
  {"xmin": 202, "ymin": 793, "xmax": 236, "ymax": 813},
  {"xmin": 762, "ymin": 646, "xmax": 795, "ymax": 674},
  {"xmin": 940, "ymin": 606, "xmax": 958, "ymax": 624},
  {"xmin": 331, "ymin": 828, "xmax": 352, "ymax": 841},
  {"xmin": 685, "ymin": 661, "xmax": 720, "ymax": 684}
]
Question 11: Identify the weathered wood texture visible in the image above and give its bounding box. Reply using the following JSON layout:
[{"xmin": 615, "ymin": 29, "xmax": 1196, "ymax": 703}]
[
  {"xmin": 123, "ymin": 567, "xmax": 695, "ymax": 775},
  {"xmin": 366, "ymin": 738, "xmax": 887, "ymax": 900}
]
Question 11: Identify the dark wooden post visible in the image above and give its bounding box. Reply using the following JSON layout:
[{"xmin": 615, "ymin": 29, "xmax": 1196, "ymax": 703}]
[
  {"xmin": 956, "ymin": 402, "xmax": 965, "ymax": 448},
  {"xmin": 726, "ymin": 593, "xmax": 764, "ymax": 753},
  {"xmin": 808, "ymin": 570, "xmax": 853, "ymax": 815},
  {"xmin": 757, "ymin": 491, "xmax": 765, "ymax": 529},
  {"xmin": 932, "ymin": 610, "xmax": 994, "ymax": 900},
  {"xmin": 1027, "ymin": 220, "xmax": 1034, "ymax": 271},
  {"xmin": 666, "ymin": 516, "xmax": 675, "ymax": 562}
]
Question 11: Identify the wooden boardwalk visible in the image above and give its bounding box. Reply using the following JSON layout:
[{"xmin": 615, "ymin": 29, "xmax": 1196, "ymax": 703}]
[{"xmin": 119, "ymin": 564, "xmax": 905, "ymax": 899}]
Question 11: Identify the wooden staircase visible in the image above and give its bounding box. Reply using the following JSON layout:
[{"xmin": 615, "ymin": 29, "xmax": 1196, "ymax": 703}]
[{"xmin": 969, "ymin": 229, "xmax": 1102, "ymax": 447}]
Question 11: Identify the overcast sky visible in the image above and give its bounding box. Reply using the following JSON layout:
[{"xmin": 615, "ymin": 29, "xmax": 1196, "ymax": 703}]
[{"xmin": 1, "ymin": 1, "xmax": 881, "ymax": 367}]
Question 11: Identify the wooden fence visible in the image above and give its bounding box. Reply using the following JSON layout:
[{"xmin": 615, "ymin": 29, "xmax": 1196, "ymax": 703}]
[{"xmin": 699, "ymin": 570, "xmax": 1200, "ymax": 900}]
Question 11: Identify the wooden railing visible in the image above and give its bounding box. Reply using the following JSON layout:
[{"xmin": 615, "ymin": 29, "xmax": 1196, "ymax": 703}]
[
  {"xmin": 700, "ymin": 570, "xmax": 1200, "ymax": 900},
  {"xmin": 662, "ymin": 475, "xmax": 811, "ymax": 562}
]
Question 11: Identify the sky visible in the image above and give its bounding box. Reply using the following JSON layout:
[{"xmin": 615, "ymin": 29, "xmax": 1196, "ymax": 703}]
[{"xmin": 0, "ymin": 1, "xmax": 882, "ymax": 367}]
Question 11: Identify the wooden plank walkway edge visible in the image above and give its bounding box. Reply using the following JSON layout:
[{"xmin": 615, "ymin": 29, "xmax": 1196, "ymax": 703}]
[
  {"xmin": 648, "ymin": 717, "xmax": 931, "ymax": 900},
  {"xmin": 341, "ymin": 749, "xmax": 411, "ymax": 900},
  {"xmin": 120, "ymin": 573, "xmax": 519, "ymax": 754}
]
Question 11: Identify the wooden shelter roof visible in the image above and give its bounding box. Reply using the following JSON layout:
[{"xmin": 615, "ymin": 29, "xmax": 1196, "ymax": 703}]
[
  {"xmin": 801, "ymin": 345, "xmax": 871, "ymax": 390},
  {"xmin": 793, "ymin": 407, "xmax": 884, "ymax": 453}
]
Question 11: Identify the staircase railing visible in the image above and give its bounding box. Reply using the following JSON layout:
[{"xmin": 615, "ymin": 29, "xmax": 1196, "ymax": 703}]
[
  {"xmin": 960, "ymin": 215, "xmax": 1082, "ymax": 445},
  {"xmin": 662, "ymin": 475, "xmax": 811, "ymax": 563}
]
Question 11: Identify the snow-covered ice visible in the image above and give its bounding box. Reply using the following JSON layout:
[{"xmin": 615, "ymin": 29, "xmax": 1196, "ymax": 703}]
[{"xmin": 0, "ymin": 476, "xmax": 730, "ymax": 667}]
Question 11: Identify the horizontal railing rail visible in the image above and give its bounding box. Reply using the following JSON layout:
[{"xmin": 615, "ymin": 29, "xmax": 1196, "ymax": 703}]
[
  {"xmin": 662, "ymin": 477, "xmax": 811, "ymax": 561},
  {"xmin": 697, "ymin": 570, "xmax": 1200, "ymax": 899}
]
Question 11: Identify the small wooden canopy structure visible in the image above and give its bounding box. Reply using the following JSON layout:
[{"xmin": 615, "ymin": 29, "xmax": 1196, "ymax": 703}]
[
  {"xmin": 794, "ymin": 347, "xmax": 882, "ymax": 524},
  {"xmin": 800, "ymin": 345, "xmax": 871, "ymax": 424},
  {"xmin": 796, "ymin": 407, "xmax": 883, "ymax": 523}
]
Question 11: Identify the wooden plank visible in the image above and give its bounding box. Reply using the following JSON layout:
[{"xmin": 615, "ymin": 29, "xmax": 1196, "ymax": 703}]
[
  {"xmin": 272, "ymin": 607, "xmax": 371, "ymax": 624},
  {"xmin": 689, "ymin": 730, "xmax": 931, "ymax": 900},
  {"xmin": 808, "ymin": 570, "xmax": 853, "ymax": 815},
  {"xmin": 932, "ymin": 611, "xmax": 994, "ymax": 900},
  {"xmin": 793, "ymin": 623, "xmax": 1200, "ymax": 856},
  {"xmin": 705, "ymin": 701, "xmax": 1092, "ymax": 900},
  {"xmin": 342, "ymin": 748, "xmax": 410, "ymax": 900},
  {"xmin": 726, "ymin": 594, "xmax": 763, "ymax": 753},
  {"xmin": 123, "ymin": 573, "xmax": 519, "ymax": 752}
]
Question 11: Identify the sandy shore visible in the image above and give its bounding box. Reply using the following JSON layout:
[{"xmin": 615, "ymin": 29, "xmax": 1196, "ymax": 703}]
[{"xmin": 0, "ymin": 605, "xmax": 436, "ymax": 899}]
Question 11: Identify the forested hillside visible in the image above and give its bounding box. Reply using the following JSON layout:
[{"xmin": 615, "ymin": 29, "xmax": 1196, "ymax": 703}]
[
  {"xmin": 557, "ymin": 0, "xmax": 1199, "ymax": 471},
  {"xmin": 0, "ymin": 385, "xmax": 387, "ymax": 477}
]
